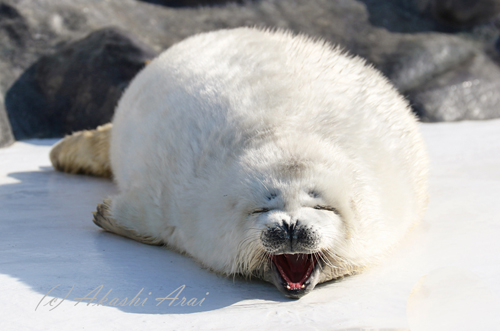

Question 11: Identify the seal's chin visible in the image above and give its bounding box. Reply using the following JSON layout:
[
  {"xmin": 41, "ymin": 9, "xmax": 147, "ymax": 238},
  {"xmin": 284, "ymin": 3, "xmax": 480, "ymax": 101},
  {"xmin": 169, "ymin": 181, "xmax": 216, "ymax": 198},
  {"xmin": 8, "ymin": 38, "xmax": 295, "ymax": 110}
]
[{"xmin": 270, "ymin": 253, "xmax": 321, "ymax": 299}]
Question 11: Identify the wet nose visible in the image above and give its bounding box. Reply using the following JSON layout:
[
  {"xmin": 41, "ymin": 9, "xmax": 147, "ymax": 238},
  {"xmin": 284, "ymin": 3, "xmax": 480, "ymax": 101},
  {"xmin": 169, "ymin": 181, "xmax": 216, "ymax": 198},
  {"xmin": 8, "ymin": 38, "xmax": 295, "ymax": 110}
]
[
  {"xmin": 261, "ymin": 219, "xmax": 300, "ymax": 253},
  {"xmin": 282, "ymin": 219, "xmax": 299, "ymax": 242},
  {"xmin": 261, "ymin": 218, "xmax": 320, "ymax": 254}
]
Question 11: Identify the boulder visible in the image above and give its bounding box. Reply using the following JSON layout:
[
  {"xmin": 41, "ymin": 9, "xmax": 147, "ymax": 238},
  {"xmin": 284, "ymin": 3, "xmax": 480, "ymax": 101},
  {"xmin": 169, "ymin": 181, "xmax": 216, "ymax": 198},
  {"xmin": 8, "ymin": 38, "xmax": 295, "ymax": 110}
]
[
  {"xmin": 417, "ymin": 0, "xmax": 500, "ymax": 27},
  {"xmin": 377, "ymin": 35, "xmax": 477, "ymax": 92},
  {"xmin": 410, "ymin": 54, "xmax": 500, "ymax": 121},
  {"xmin": 1, "ymin": 0, "xmax": 500, "ymax": 145},
  {"xmin": 5, "ymin": 27, "xmax": 156, "ymax": 139},
  {"xmin": 0, "ymin": 102, "xmax": 14, "ymax": 148},
  {"xmin": 138, "ymin": 0, "xmax": 243, "ymax": 7}
]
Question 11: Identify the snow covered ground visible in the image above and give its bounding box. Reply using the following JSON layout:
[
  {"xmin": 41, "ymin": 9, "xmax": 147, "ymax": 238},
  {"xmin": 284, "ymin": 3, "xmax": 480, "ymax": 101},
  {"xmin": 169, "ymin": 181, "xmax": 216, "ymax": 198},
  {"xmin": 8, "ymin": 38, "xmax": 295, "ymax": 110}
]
[{"xmin": 1, "ymin": 120, "xmax": 499, "ymax": 330}]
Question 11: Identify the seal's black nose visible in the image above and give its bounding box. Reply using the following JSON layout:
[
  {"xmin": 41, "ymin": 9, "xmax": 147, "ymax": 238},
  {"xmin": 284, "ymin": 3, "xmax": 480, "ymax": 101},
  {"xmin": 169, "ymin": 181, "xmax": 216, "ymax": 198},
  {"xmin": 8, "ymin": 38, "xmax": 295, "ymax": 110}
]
[
  {"xmin": 261, "ymin": 220, "xmax": 319, "ymax": 254},
  {"xmin": 282, "ymin": 219, "xmax": 298, "ymax": 241}
]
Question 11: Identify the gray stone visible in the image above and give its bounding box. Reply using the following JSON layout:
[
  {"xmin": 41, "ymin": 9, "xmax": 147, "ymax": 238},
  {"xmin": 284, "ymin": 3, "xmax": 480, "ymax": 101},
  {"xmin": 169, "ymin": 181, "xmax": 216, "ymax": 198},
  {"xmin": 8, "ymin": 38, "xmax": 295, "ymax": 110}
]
[
  {"xmin": 1, "ymin": 0, "xmax": 500, "ymax": 145},
  {"xmin": 410, "ymin": 54, "xmax": 500, "ymax": 121},
  {"xmin": 138, "ymin": 0, "xmax": 243, "ymax": 7},
  {"xmin": 0, "ymin": 100, "xmax": 14, "ymax": 148},
  {"xmin": 378, "ymin": 34, "xmax": 477, "ymax": 92}
]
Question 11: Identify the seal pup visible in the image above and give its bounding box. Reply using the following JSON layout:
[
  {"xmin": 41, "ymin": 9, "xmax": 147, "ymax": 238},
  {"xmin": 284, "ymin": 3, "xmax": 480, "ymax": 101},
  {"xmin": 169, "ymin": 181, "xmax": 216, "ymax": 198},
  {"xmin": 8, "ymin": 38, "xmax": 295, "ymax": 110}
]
[{"xmin": 50, "ymin": 27, "xmax": 428, "ymax": 298}]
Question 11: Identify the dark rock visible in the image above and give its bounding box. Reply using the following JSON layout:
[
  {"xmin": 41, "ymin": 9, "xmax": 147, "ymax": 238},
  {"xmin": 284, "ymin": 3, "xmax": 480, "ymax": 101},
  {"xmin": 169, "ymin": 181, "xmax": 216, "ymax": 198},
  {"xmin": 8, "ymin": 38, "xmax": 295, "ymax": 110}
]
[
  {"xmin": 138, "ymin": 0, "xmax": 244, "ymax": 7},
  {"xmin": 357, "ymin": 0, "xmax": 449, "ymax": 33},
  {"xmin": 0, "ymin": 0, "xmax": 500, "ymax": 144},
  {"xmin": 410, "ymin": 54, "xmax": 500, "ymax": 121},
  {"xmin": 419, "ymin": 0, "xmax": 500, "ymax": 27},
  {"xmin": 5, "ymin": 27, "xmax": 157, "ymax": 139}
]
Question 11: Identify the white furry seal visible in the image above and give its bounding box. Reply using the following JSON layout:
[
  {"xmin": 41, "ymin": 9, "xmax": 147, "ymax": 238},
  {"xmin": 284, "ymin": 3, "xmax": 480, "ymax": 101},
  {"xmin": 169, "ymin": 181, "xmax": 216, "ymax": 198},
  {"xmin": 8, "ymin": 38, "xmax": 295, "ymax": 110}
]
[{"xmin": 50, "ymin": 27, "xmax": 428, "ymax": 298}]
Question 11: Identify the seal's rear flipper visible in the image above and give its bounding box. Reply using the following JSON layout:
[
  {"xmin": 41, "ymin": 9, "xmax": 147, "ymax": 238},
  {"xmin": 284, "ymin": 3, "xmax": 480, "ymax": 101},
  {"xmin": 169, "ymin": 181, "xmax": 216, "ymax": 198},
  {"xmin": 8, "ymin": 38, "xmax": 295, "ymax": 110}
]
[
  {"xmin": 93, "ymin": 199, "xmax": 164, "ymax": 246},
  {"xmin": 50, "ymin": 123, "xmax": 113, "ymax": 178}
]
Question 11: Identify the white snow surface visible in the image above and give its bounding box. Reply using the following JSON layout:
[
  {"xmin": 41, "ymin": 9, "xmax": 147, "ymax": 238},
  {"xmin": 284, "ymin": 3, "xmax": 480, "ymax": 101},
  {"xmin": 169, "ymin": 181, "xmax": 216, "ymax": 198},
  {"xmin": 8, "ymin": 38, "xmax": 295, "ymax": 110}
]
[{"xmin": 1, "ymin": 120, "xmax": 500, "ymax": 330}]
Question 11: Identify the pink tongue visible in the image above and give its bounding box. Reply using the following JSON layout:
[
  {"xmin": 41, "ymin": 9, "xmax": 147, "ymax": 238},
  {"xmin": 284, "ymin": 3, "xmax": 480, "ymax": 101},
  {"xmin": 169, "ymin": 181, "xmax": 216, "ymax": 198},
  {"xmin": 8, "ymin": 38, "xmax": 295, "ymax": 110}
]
[{"xmin": 272, "ymin": 254, "xmax": 315, "ymax": 290}]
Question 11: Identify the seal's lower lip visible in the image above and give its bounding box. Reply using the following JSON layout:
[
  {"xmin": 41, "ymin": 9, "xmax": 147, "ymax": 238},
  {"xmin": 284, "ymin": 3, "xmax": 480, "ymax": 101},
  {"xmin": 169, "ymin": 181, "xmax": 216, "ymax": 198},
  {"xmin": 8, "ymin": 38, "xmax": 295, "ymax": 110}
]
[{"xmin": 271, "ymin": 253, "xmax": 317, "ymax": 292}]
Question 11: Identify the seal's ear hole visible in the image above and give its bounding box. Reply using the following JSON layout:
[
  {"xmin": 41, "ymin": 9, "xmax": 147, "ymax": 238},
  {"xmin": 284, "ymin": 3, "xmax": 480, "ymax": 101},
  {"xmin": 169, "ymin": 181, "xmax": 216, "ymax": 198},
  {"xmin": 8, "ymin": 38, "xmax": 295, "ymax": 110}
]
[{"xmin": 266, "ymin": 193, "xmax": 277, "ymax": 201}]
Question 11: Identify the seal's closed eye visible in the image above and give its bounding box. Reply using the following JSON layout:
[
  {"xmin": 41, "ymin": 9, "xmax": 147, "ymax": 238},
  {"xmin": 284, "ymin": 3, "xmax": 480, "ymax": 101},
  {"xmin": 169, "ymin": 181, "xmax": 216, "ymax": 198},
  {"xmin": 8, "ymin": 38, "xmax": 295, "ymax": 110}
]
[
  {"xmin": 313, "ymin": 205, "xmax": 340, "ymax": 215},
  {"xmin": 251, "ymin": 208, "xmax": 271, "ymax": 215}
]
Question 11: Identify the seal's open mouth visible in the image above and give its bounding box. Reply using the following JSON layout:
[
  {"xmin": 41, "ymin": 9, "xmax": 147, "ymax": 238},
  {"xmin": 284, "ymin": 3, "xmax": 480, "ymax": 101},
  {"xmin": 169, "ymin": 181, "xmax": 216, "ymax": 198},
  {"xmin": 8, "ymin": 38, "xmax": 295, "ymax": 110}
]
[{"xmin": 271, "ymin": 254, "xmax": 318, "ymax": 292}]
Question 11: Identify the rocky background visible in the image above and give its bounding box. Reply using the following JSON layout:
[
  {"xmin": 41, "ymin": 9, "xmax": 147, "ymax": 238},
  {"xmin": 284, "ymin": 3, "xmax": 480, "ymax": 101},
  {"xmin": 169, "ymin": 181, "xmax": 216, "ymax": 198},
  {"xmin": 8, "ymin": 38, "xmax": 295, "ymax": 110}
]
[{"xmin": 2, "ymin": 0, "xmax": 500, "ymax": 148}]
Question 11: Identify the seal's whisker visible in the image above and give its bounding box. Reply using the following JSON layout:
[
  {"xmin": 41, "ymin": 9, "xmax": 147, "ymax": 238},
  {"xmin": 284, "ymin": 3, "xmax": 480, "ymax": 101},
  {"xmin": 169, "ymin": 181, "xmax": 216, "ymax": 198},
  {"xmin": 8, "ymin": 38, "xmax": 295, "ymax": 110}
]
[{"xmin": 317, "ymin": 251, "xmax": 337, "ymax": 269}]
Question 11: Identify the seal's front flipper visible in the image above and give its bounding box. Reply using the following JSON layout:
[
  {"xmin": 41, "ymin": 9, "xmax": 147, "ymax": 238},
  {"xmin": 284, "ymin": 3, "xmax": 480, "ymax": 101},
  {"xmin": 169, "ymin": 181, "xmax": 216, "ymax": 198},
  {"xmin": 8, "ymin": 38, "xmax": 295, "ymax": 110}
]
[
  {"xmin": 93, "ymin": 199, "xmax": 164, "ymax": 246},
  {"xmin": 50, "ymin": 123, "xmax": 113, "ymax": 178}
]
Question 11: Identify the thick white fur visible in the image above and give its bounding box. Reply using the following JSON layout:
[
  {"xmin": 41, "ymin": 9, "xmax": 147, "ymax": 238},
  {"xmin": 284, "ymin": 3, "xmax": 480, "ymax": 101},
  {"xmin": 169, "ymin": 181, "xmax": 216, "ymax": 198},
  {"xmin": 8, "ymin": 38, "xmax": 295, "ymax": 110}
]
[{"xmin": 109, "ymin": 28, "xmax": 428, "ymax": 280}]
